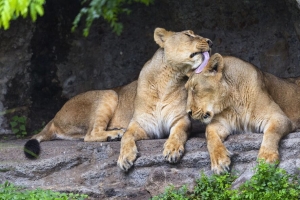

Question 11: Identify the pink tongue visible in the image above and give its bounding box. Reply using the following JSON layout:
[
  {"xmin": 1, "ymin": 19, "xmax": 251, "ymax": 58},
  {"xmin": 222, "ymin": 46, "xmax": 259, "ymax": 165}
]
[{"xmin": 195, "ymin": 52, "xmax": 210, "ymax": 74}]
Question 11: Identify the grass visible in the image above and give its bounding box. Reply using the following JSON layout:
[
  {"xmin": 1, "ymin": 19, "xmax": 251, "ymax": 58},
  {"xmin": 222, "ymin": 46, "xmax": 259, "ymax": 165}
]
[
  {"xmin": 152, "ymin": 161, "xmax": 300, "ymax": 200},
  {"xmin": 0, "ymin": 182, "xmax": 88, "ymax": 200}
]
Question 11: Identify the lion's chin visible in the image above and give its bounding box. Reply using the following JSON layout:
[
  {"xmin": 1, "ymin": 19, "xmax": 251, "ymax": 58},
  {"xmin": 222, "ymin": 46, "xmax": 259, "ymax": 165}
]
[
  {"xmin": 198, "ymin": 112, "xmax": 214, "ymax": 124},
  {"xmin": 201, "ymin": 118, "xmax": 212, "ymax": 124},
  {"xmin": 191, "ymin": 115, "xmax": 211, "ymax": 124}
]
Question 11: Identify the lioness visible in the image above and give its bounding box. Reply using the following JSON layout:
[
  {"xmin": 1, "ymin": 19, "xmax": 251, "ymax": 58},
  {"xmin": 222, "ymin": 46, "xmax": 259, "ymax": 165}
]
[
  {"xmin": 185, "ymin": 53, "xmax": 300, "ymax": 174},
  {"xmin": 24, "ymin": 81, "xmax": 137, "ymax": 158},
  {"xmin": 117, "ymin": 28, "xmax": 212, "ymax": 171},
  {"xmin": 24, "ymin": 28, "xmax": 213, "ymax": 161}
]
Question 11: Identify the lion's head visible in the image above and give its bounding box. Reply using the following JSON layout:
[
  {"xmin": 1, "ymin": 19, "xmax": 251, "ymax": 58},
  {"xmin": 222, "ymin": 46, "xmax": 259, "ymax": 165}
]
[
  {"xmin": 185, "ymin": 53, "xmax": 229, "ymax": 124},
  {"xmin": 154, "ymin": 28, "xmax": 213, "ymax": 75}
]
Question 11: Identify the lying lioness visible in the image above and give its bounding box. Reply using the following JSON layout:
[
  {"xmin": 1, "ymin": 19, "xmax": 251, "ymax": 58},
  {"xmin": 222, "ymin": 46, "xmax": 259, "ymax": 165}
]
[
  {"xmin": 185, "ymin": 53, "xmax": 300, "ymax": 174},
  {"xmin": 24, "ymin": 81, "xmax": 137, "ymax": 159},
  {"xmin": 24, "ymin": 28, "xmax": 212, "ymax": 162}
]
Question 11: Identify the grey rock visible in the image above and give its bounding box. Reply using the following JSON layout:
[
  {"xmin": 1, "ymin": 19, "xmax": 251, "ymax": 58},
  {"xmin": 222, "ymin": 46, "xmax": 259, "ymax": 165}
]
[
  {"xmin": 1, "ymin": 0, "xmax": 300, "ymax": 135},
  {"xmin": 1, "ymin": 132, "xmax": 300, "ymax": 199}
]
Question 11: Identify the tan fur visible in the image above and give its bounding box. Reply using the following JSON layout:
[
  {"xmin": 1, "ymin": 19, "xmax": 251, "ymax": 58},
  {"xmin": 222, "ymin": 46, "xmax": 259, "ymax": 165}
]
[
  {"xmin": 185, "ymin": 53, "xmax": 300, "ymax": 174},
  {"xmin": 117, "ymin": 28, "xmax": 212, "ymax": 171},
  {"xmin": 31, "ymin": 80, "xmax": 137, "ymax": 143},
  {"xmin": 27, "ymin": 28, "xmax": 212, "ymax": 163}
]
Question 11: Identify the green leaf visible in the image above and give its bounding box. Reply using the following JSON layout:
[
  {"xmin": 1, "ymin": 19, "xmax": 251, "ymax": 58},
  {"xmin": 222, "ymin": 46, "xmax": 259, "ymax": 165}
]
[
  {"xmin": 18, "ymin": 117, "xmax": 26, "ymax": 123},
  {"xmin": 10, "ymin": 121, "xmax": 18, "ymax": 127},
  {"xmin": 20, "ymin": 125, "xmax": 26, "ymax": 131},
  {"xmin": 12, "ymin": 128, "xmax": 19, "ymax": 134},
  {"xmin": 34, "ymin": 4, "xmax": 44, "ymax": 16},
  {"xmin": 9, "ymin": 0, "xmax": 17, "ymax": 12},
  {"xmin": 12, "ymin": 115, "xmax": 19, "ymax": 121},
  {"xmin": 30, "ymin": 3, "xmax": 37, "ymax": 21}
]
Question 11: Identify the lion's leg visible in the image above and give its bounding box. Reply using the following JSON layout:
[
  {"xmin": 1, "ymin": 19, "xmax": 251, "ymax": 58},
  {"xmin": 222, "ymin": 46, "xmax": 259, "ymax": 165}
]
[
  {"xmin": 32, "ymin": 120, "xmax": 85, "ymax": 141},
  {"xmin": 84, "ymin": 129, "xmax": 125, "ymax": 142},
  {"xmin": 258, "ymin": 115, "xmax": 293, "ymax": 163},
  {"xmin": 206, "ymin": 122, "xmax": 232, "ymax": 174},
  {"xmin": 163, "ymin": 116, "xmax": 190, "ymax": 163},
  {"xmin": 117, "ymin": 121, "xmax": 149, "ymax": 171},
  {"xmin": 31, "ymin": 120, "xmax": 57, "ymax": 142},
  {"xmin": 84, "ymin": 91, "xmax": 124, "ymax": 142}
]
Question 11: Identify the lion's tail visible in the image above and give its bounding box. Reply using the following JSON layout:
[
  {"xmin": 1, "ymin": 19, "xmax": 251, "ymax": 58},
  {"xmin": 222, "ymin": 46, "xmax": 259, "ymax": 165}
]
[
  {"xmin": 24, "ymin": 120, "xmax": 56, "ymax": 159},
  {"xmin": 24, "ymin": 139, "xmax": 41, "ymax": 159}
]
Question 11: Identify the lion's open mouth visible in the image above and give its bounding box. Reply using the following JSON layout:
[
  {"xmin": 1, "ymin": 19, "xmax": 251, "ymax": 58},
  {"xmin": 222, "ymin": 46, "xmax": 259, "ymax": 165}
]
[{"xmin": 195, "ymin": 51, "xmax": 210, "ymax": 74}]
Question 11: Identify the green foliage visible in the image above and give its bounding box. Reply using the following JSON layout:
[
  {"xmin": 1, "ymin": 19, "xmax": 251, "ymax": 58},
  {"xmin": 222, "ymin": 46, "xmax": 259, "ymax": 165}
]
[
  {"xmin": 237, "ymin": 160, "xmax": 300, "ymax": 200},
  {"xmin": 9, "ymin": 115, "xmax": 27, "ymax": 138},
  {"xmin": 72, "ymin": 0, "xmax": 153, "ymax": 36},
  {"xmin": 0, "ymin": 0, "xmax": 153, "ymax": 36},
  {"xmin": 152, "ymin": 185, "xmax": 189, "ymax": 200},
  {"xmin": 9, "ymin": 115, "xmax": 44, "ymax": 138},
  {"xmin": 0, "ymin": 0, "xmax": 45, "ymax": 30},
  {"xmin": 152, "ymin": 161, "xmax": 300, "ymax": 200},
  {"xmin": 192, "ymin": 172, "xmax": 238, "ymax": 200},
  {"xmin": 0, "ymin": 181, "xmax": 88, "ymax": 200}
]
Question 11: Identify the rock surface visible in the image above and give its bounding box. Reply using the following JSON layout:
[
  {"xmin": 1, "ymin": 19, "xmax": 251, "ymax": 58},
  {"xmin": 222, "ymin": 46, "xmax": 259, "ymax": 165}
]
[{"xmin": 1, "ymin": 132, "xmax": 299, "ymax": 199}]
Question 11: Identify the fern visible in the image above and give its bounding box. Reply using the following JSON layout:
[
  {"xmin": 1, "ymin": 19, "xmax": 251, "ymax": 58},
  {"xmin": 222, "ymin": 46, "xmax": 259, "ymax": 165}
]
[
  {"xmin": 72, "ymin": 0, "xmax": 153, "ymax": 36},
  {"xmin": 0, "ymin": 0, "xmax": 45, "ymax": 30}
]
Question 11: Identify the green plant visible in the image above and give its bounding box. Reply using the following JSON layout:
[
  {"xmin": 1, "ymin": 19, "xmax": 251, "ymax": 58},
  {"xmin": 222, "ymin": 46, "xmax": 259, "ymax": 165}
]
[
  {"xmin": 152, "ymin": 161, "xmax": 300, "ymax": 200},
  {"xmin": 0, "ymin": 181, "xmax": 88, "ymax": 200},
  {"xmin": 192, "ymin": 172, "xmax": 237, "ymax": 200},
  {"xmin": 9, "ymin": 115, "xmax": 27, "ymax": 138},
  {"xmin": 0, "ymin": 0, "xmax": 154, "ymax": 36},
  {"xmin": 237, "ymin": 160, "xmax": 300, "ymax": 200},
  {"xmin": 152, "ymin": 185, "xmax": 189, "ymax": 200},
  {"xmin": 0, "ymin": 0, "xmax": 45, "ymax": 30},
  {"xmin": 72, "ymin": 0, "xmax": 153, "ymax": 36}
]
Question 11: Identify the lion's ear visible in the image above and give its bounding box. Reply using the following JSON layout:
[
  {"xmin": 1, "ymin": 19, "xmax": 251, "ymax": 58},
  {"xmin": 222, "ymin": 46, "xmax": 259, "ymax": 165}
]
[
  {"xmin": 154, "ymin": 28, "xmax": 172, "ymax": 48},
  {"xmin": 203, "ymin": 53, "xmax": 224, "ymax": 77}
]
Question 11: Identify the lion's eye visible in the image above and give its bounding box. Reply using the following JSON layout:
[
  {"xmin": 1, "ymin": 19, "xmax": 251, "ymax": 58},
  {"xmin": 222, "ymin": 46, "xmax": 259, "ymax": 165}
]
[
  {"xmin": 190, "ymin": 52, "xmax": 196, "ymax": 58},
  {"xmin": 190, "ymin": 52, "xmax": 202, "ymax": 58},
  {"xmin": 184, "ymin": 33, "xmax": 193, "ymax": 38}
]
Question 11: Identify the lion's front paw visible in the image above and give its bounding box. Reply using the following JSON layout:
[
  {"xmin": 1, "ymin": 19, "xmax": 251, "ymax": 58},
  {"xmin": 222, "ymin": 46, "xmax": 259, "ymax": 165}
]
[
  {"xmin": 117, "ymin": 141, "xmax": 138, "ymax": 171},
  {"xmin": 257, "ymin": 146, "xmax": 279, "ymax": 163},
  {"xmin": 210, "ymin": 147, "xmax": 232, "ymax": 174},
  {"xmin": 163, "ymin": 139, "xmax": 184, "ymax": 163},
  {"xmin": 107, "ymin": 129, "xmax": 125, "ymax": 141}
]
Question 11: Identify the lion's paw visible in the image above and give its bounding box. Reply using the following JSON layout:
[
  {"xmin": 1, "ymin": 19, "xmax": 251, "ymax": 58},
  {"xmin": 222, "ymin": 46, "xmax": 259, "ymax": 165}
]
[
  {"xmin": 107, "ymin": 129, "xmax": 125, "ymax": 141},
  {"xmin": 117, "ymin": 141, "xmax": 138, "ymax": 171},
  {"xmin": 163, "ymin": 139, "xmax": 184, "ymax": 163},
  {"xmin": 210, "ymin": 148, "xmax": 232, "ymax": 174},
  {"xmin": 257, "ymin": 146, "xmax": 279, "ymax": 163}
]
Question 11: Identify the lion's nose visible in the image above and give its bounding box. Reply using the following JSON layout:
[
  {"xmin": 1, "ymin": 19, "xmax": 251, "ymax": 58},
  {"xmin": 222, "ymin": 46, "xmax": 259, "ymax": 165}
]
[
  {"xmin": 206, "ymin": 39, "xmax": 213, "ymax": 47},
  {"xmin": 203, "ymin": 112, "xmax": 211, "ymax": 119},
  {"xmin": 187, "ymin": 110, "xmax": 192, "ymax": 116}
]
